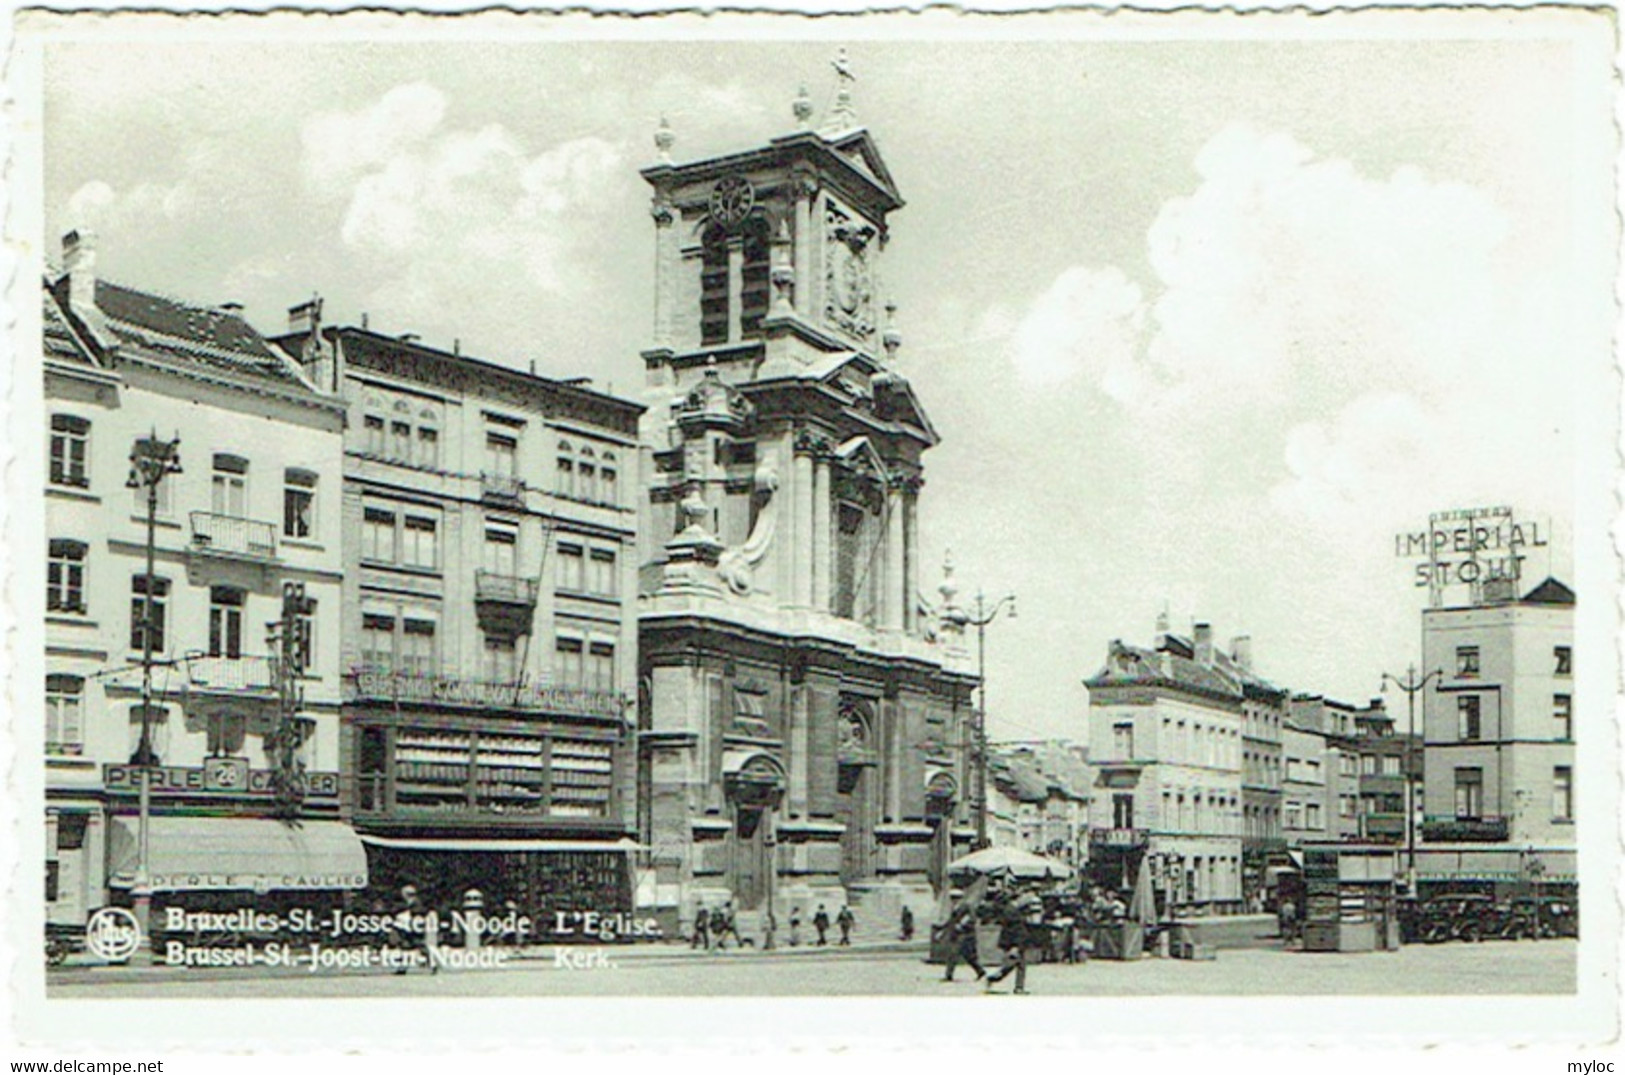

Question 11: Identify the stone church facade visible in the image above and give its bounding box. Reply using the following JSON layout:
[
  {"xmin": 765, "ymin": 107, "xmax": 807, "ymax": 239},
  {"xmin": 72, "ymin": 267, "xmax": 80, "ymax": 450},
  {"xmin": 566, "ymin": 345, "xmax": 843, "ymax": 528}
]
[{"xmin": 634, "ymin": 79, "xmax": 979, "ymax": 935}]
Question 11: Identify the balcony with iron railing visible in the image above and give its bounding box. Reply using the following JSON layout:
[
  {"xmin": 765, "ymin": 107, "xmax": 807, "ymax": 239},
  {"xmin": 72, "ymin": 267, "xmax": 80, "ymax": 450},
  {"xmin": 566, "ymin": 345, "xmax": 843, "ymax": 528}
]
[
  {"xmin": 185, "ymin": 653, "xmax": 278, "ymax": 694},
  {"xmin": 474, "ymin": 570, "xmax": 540, "ymax": 607},
  {"xmin": 480, "ymin": 471, "xmax": 525, "ymax": 505},
  {"xmin": 344, "ymin": 666, "xmax": 624, "ymax": 720},
  {"xmin": 189, "ymin": 511, "xmax": 278, "ymax": 560}
]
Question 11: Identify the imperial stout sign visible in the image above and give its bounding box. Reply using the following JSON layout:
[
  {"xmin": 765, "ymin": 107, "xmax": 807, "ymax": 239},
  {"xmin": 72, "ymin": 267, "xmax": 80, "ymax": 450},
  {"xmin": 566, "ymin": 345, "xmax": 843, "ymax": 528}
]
[{"xmin": 1394, "ymin": 506, "xmax": 1548, "ymax": 606}]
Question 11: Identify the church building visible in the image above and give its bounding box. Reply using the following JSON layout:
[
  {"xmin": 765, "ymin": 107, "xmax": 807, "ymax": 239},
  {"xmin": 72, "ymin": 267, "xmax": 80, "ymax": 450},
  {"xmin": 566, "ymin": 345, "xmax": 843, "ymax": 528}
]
[{"xmin": 634, "ymin": 62, "xmax": 979, "ymax": 936}]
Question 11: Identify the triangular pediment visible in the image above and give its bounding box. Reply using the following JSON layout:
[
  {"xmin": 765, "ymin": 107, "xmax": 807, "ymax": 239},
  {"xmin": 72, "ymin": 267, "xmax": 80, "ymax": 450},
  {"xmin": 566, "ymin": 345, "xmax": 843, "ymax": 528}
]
[{"xmin": 824, "ymin": 129, "xmax": 901, "ymax": 204}]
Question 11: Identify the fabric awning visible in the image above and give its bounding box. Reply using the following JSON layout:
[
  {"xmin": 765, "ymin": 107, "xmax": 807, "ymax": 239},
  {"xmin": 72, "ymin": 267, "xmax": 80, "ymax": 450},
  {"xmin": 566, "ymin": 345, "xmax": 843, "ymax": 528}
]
[
  {"xmin": 358, "ymin": 835, "xmax": 645, "ymax": 853},
  {"xmin": 108, "ymin": 816, "xmax": 367, "ymax": 892}
]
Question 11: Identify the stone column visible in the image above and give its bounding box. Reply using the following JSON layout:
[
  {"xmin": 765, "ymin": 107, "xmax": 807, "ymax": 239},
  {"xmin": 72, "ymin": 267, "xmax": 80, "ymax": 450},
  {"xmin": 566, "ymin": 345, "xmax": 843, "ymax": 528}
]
[
  {"xmin": 727, "ymin": 242, "xmax": 744, "ymax": 346},
  {"xmin": 651, "ymin": 199, "xmax": 676, "ymax": 349},
  {"xmin": 884, "ymin": 479, "xmax": 905, "ymax": 631},
  {"xmin": 792, "ymin": 438, "xmax": 814, "ymax": 608},
  {"xmin": 793, "ymin": 173, "xmax": 815, "ymax": 318},
  {"xmin": 902, "ymin": 484, "xmax": 920, "ymax": 633},
  {"xmin": 789, "ymin": 684, "xmax": 810, "ymax": 818},
  {"xmin": 811, "ymin": 454, "xmax": 831, "ymax": 613}
]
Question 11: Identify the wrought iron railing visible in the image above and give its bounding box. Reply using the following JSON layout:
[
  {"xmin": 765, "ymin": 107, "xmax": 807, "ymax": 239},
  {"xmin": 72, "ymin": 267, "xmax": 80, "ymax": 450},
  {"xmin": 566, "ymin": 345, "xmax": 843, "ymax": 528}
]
[
  {"xmin": 189, "ymin": 511, "xmax": 278, "ymax": 558},
  {"xmin": 186, "ymin": 654, "xmax": 277, "ymax": 692},
  {"xmin": 475, "ymin": 570, "xmax": 540, "ymax": 605},
  {"xmin": 480, "ymin": 472, "xmax": 524, "ymax": 503}
]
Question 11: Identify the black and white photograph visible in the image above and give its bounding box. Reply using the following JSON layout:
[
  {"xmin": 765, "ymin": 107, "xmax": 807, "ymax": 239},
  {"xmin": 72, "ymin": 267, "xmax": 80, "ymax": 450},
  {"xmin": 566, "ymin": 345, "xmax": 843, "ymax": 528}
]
[{"xmin": 4, "ymin": 5, "xmax": 1618, "ymax": 1053}]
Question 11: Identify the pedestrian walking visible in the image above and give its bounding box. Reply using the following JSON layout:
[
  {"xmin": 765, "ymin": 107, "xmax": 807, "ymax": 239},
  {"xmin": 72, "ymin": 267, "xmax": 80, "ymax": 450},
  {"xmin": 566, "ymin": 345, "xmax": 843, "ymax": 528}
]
[
  {"xmin": 813, "ymin": 904, "xmax": 830, "ymax": 946},
  {"xmin": 900, "ymin": 905, "xmax": 915, "ymax": 942},
  {"xmin": 709, "ymin": 905, "xmax": 729, "ymax": 950},
  {"xmin": 691, "ymin": 904, "xmax": 710, "ymax": 950},
  {"xmin": 788, "ymin": 907, "xmax": 802, "ymax": 947},
  {"xmin": 836, "ymin": 905, "xmax": 855, "ymax": 946},
  {"xmin": 721, "ymin": 900, "xmax": 746, "ymax": 948},
  {"xmin": 985, "ymin": 891, "xmax": 1040, "ymax": 995},
  {"xmin": 1278, "ymin": 898, "xmax": 1299, "ymax": 947},
  {"xmin": 939, "ymin": 905, "xmax": 984, "ymax": 983}
]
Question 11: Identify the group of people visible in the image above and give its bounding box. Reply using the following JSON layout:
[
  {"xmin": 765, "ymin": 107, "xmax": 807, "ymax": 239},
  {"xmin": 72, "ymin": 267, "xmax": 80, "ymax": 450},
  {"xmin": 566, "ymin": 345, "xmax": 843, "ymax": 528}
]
[
  {"xmin": 690, "ymin": 901, "xmax": 860, "ymax": 950},
  {"xmin": 935, "ymin": 878, "xmax": 1050, "ymax": 994}
]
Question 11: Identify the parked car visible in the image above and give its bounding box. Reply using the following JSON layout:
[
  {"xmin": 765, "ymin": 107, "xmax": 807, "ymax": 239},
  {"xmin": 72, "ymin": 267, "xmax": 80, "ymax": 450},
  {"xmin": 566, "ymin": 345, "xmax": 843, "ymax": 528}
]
[
  {"xmin": 1502, "ymin": 896, "xmax": 1577, "ymax": 939},
  {"xmin": 1413, "ymin": 893, "xmax": 1501, "ymax": 943}
]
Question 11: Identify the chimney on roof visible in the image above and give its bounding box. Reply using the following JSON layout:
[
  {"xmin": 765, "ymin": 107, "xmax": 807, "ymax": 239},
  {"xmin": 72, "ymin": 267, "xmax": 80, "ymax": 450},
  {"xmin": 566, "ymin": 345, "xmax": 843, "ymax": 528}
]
[
  {"xmin": 62, "ymin": 230, "xmax": 97, "ymax": 312},
  {"xmin": 288, "ymin": 298, "xmax": 322, "ymax": 335},
  {"xmin": 1194, "ymin": 622, "xmax": 1214, "ymax": 665},
  {"xmin": 1154, "ymin": 608, "xmax": 1170, "ymax": 649},
  {"xmin": 1231, "ymin": 634, "xmax": 1253, "ymax": 670}
]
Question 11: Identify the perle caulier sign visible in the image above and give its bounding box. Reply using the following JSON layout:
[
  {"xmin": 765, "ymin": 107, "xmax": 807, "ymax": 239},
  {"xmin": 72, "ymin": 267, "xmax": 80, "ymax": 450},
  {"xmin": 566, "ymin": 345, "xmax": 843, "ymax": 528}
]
[{"xmin": 1394, "ymin": 506, "xmax": 1549, "ymax": 603}]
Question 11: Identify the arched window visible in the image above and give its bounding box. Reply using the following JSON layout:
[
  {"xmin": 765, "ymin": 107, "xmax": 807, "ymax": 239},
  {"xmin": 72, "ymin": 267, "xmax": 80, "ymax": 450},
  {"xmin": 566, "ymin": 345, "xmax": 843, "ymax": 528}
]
[
  {"xmin": 740, "ymin": 217, "xmax": 771, "ymax": 337},
  {"xmin": 556, "ymin": 439, "xmax": 575, "ymax": 498},
  {"xmin": 599, "ymin": 451, "xmax": 617, "ymax": 507},
  {"xmin": 700, "ymin": 225, "xmax": 729, "ymax": 346},
  {"xmin": 579, "ymin": 446, "xmax": 598, "ymax": 504}
]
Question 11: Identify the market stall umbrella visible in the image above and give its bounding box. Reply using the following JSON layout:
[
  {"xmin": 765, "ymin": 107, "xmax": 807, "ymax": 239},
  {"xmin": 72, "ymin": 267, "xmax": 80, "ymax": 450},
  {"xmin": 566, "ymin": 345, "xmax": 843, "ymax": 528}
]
[
  {"xmin": 1128, "ymin": 853, "xmax": 1157, "ymax": 928},
  {"xmin": 948, "ymin": 846, "xmax": 1073, "ymax": 879}
]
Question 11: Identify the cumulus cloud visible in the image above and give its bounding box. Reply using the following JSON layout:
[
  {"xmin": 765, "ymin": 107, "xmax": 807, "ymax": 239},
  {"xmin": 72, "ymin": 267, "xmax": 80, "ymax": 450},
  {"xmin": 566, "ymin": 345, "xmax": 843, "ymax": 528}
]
[
  {"xmin": 301, "ymin": 83, "xmax": 628, "ymax": 300},
  {"xmin": 1008, "ymin": 265, "xmax": 1146, "ymax": 400},
  {"xmin": 66, "ymin": 178, "xmax": 194, "ymax": 233}
]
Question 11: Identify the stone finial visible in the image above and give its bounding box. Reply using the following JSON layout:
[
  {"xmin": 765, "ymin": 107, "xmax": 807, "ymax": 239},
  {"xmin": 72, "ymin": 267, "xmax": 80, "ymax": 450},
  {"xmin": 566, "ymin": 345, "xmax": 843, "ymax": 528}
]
[
  {"xmin": 793, "ymin": 84, "xmax": 815, "ymax": 130},
  {"xmin": 654, "ymin": 115, "xmax": 675, "ymax": 163},
  {"xmin": 770, "ymin": 219, "xmax": 795, "ymax": 315},
  {"xmin": 824, "ymin": 47, "xmax": 858, "ymax": 133},
  {"xmin": 882, "ymin": 301, "xmax": 901, "ymax": 361},
  {"xmin": 938, "ymin": 549, "xmax": 958, "ymax": 606}
]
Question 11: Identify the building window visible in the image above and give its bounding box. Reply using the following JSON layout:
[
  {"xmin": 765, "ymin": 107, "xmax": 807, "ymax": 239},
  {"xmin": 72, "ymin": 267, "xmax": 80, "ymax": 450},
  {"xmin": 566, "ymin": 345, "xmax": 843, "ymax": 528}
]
[
  {"xmin": 49, "ymin": 414, "xmax": 90, "ymax": 488},
  {"xmin": 208, "ymin": 586, "xmax": 245, "ymax": 658},
  {"xmin": 294, "ymin": 600, "xmax": 317, "ymax": 674},
  {"xmin": 1554, "ymin": 646, "xmax": 1571, "ymax": 676},
  {"xmin": 363, "ymin": 414, "xmax": 386, "ymax": 456},
  {"xmin": 557, "ymin": 542, "xmax": 585, "ymax": 592},
  {"xmin": 555, "ymin": 636, "xmax": 584, "ymax": 687},
  {"xmin": 1453, "ymin": 767, "xmax": 1484, "ymax": 820},
  {"xmin": 1455, "ymin": 645, "xmax": 1481, "ymax": 678},
  {"xmin": 1111, "ymin": 792, "xmax": 1134, "ymax": 830},
  {"xmin": 741, "ymin": 225, "xmax": 770, "ymax": 337},
  {"xmin": 484, "ymin": 522, "xmax": 518, "ymax": 575},
  {"xmin": 587, "ymin": 641, "xmax": 616, "ymax": 690},
  {"xmin": 1380, "ymin": 755, "xmax": 1401, "ymax": 776},
  {"xmin": 45, "ymin": 674, "xmax": 85, "ymax": 756},
  {"xmin": 1457, "ymin": 695, "xmax": 1482, "ymax": 741},
  {"xmin": 47, "ymin": 539, "xmax": 87, "ymax": 614},
  {"xmin": 486, "ymin": 431, "xmax": 518, "ymax": 478},
  {"xmin": 400, "ymin": 617, "xmax": 437, "ymax": 676},
  {"xmin": 483, "ymin": 634, "xmax": 518, "ymax": 684},
  {"xmin": 600, "ymin": 452, "xmax": 617, "ymax": 507},
  {"xmin": 1554, "ymin": 694, "xmax": 1572, "ymax": 741},
  {"xmin": 1284, "ymin": 803, "xmax": 1302, "ymax": 830},
  {"xmin": 1112, "ymin": 721, "xmax": 1134, "ymax": 760},
  {"xmin": 130, "ymin": 575, "xmax": 169, "ymax": 653},
  {"xmin": 417, "ymin": 425, "xmax": 439, "ymax": 468},
  {"xmin": 361, "ymin": 612, "xmax": 395, "ymax": 672},
  {"xmin": 402, "ymin": 514, "xmax": 439, "ymax": 570},
  {"xmin": 362, "ymin": 507, "xmax": 397, "ymax": 562},
  {"xmin": 210, "ymin": 453, "xmax": 248, "ymax": 517},
  {"xmin": 1361, "ymin": 754, "xmax": 1376, "ymax": 776},
  {"xmin": 1553, "ymin": 766, "xmax": 1573, "ymax": 822},
  {"xmin": 283, "ymin": 468, "xmax": 317, "ymax": 539},
  {"xmin": 207, "ymin": 712, "xmax": 246, "ymax": 757},
  {"xmin": 579, "ymin": 447, "xmax": 598, "ymax": 504},
  {"xmin": 589, "ymin": 548, "xmax": 618, "ymax": 597},
  {"xmin": 556, "ymin": 441, "xmax": 575, "ymax": 498},
  {"xmin": 1305, "ymin": 802, "xmax": 1323, "ymax": 830},
  {"xmin": 700, "ymin": 227, "xmax": 729, "ymax": 346},
  {"xmin": 1340, "ymin": 753, "xmax": 1358, "ymax": 777},
  {"xmin": 391, "ymin": 421, "xmax": 412, "ymax": 461}
]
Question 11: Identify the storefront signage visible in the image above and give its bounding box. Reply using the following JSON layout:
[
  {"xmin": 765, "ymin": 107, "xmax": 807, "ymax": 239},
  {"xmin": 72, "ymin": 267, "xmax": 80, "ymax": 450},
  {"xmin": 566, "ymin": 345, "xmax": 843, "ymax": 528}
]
[
  {"xmin": 1393, "ymin": 506, "xmax": 1548, "ymax": 606},
  {"xmin": 348, "ymin": 670, "xmax": 623, "ymax": 718},
  {"xmin": 1089, "ymin": 828, "xmax": 1147, "ymax": 848},
  {"xmin": 150, "ymin": 871, "xmax": 367, "ymax": 892},
  {"xmin": 104, "ymin": 765, "xmax": 339, "ymax": 799}
]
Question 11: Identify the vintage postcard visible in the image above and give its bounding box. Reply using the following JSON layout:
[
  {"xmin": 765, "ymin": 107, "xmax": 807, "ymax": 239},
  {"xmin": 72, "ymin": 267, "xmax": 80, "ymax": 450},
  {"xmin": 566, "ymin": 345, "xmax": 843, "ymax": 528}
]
[{"xmin": 4, "ymin": 5, "xmax": 1618, "ymax": 1051}]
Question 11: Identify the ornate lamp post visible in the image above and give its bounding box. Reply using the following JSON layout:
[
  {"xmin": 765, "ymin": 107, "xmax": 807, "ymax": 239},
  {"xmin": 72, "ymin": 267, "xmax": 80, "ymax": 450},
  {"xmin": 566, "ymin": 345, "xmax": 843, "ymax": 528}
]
[
  {"xmin": 125, "ymin": 432, "xmax": 182, "ymax": 950},
  {"xmin": 944, "ymin": 587, "xmax": 1016, "ymax": 849},
  {"xmin": 1380, "ymin": 664, "xmax": 1442, "ymax": 886}
]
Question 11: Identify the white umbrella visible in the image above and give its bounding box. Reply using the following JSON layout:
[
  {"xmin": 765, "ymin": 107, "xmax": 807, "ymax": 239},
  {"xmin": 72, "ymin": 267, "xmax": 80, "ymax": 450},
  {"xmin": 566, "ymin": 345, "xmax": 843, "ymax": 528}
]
[{"xmin": 948, "ymin": 846, "xmax": 1073, "ymax": 879}]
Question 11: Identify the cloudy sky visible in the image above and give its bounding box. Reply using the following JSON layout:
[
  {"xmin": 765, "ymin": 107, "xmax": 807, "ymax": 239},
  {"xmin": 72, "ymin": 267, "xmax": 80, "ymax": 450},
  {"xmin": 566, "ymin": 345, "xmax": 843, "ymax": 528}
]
[{"xmin": 36, "ymin": 13, "xmax": 1612, "ymax": 741}]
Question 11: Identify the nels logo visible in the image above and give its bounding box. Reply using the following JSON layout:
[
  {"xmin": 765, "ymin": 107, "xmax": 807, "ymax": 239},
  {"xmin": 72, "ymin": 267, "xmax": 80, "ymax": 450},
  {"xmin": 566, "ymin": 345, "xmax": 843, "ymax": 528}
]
[{"xmin": 84, "ymin": 907, "xmax": 142, "ymax": 962}]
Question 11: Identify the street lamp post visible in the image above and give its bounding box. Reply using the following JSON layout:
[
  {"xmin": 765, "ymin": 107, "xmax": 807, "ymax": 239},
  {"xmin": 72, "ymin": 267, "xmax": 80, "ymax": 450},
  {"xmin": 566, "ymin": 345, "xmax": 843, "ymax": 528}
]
[
  {"xmin": 125, "ymin": 432, "xmax": 182, "ymax": 952},
  {"xmin": 1380, "ymin": 664, "xmax": 1442, "ymax": 886},
  {"xmin": 945, "ymin": 588, "xmax": 1016, "ymax": 849}
]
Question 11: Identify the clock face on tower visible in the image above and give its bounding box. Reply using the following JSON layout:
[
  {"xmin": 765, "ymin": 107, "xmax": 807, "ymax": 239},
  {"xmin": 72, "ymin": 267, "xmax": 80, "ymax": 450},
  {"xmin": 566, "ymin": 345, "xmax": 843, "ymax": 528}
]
[{"xmin": 709, "ymin": 176, "xmax": 755, "ymax": 229}]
